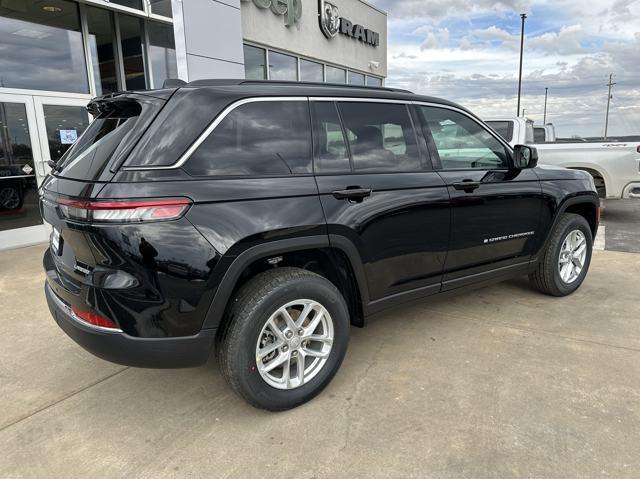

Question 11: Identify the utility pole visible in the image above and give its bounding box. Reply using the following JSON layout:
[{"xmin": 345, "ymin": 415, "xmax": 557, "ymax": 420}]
[
  {"xmin": 516, "ymin": 13, "xmax": 527, "ymax": 116},
  {"xmin": 603, "ymin": 73, "xmax": 616, "ymax": 140},
  {"xmin": 543, "ymin": 87, "xmax": 548, "ymax": 124}
]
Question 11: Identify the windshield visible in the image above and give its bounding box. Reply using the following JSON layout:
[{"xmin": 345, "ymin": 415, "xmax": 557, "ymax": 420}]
[
  {"xmin": 54, "ymin": 95, "xmax": 165, "ymax": 181},
  {"xmin": 486, "ymin": 121, "xmax": 513, "ymax": 143}
]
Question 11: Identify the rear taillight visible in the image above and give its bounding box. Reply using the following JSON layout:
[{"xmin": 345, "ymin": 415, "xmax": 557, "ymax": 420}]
[
  {"xmin": 57, "ymin": 197, "xmax": 191, "ymax": 223},
  {"xmin": 71, "ymin": 306, "xmax": 119, "ymax": 330}
]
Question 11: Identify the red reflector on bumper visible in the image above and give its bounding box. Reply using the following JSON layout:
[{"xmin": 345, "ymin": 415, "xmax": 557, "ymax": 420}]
[{"xmin": 71, "ymin": 307, "xmax": 119, "ymax": 330}]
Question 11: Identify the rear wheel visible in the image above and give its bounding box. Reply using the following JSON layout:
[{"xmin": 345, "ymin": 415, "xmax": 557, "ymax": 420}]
[
  {"xmin": 529, "ymin": 213, "xmax": 593, "ymax": 296},
  {"xmin": 217, "ymin": 267, "xmax": 350, "ymax": 411}
]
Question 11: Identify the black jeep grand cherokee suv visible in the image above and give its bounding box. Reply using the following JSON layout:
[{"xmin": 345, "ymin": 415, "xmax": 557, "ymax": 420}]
[{"xmin": 42, "ymin": 80, "xmax": 599, "ymax": 410}]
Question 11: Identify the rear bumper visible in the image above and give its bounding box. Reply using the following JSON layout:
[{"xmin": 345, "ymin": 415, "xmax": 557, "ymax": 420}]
[{"xmin": 45, "ymin": 283, "xmax": 216, "ymax": 368}]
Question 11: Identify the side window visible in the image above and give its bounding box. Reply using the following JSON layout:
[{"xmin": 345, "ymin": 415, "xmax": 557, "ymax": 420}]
[
  {"xmin": 311, "ymin": 102, "xmax": 350, "ymax": 174},
  {"xmin": 533, "ymin": 127, "xmax": 546, "ymax": 143},
  {"xmin": 185, "ymin": 101, "xmax": 312, "ymax": 177},
  {"xmin": 420, "ymin": 107, "xmax": 510, "ymax": 170},
  {"xmin": 486, "ymin": 121, "xmax": 513, "ymax": 143},
  {"xmin": 337, "ymin": 102, "xmax": 421, "ymax": 173}
]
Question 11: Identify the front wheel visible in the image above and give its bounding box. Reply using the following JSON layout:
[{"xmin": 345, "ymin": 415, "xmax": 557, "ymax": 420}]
[
  {"xmin": 217, "ymin": 267, "xmax": 350, "ymax": 411},
  {"xmin": 529, "ymin": 213, "xmax": 593, "ymax": 296}
]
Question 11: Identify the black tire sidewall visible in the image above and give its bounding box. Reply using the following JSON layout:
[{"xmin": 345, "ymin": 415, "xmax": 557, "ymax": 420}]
[
  {"xmin": 229, "ymin": 273, "xmax": 350, "ymax": 410},
  {"xmin": 549, "ymin": 216, "xmax": 593, "ymax": 295}
]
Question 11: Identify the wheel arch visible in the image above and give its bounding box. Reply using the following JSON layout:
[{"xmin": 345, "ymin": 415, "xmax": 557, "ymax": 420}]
[
  {"xmin": 202, "ymin": 236, "xmax": 369, "ymax": 332},
  {"xmin": 566, "ymin": 166, "xmax": 608, "ymax": 198},
  {"xmin": 537, "ymin": 194, "xmax": 599, "ymax": 261}
]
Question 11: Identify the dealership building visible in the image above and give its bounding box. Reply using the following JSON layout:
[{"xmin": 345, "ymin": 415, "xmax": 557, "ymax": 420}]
[{"xmin": 0, "ymin": 0, "xmax": 387, "ymax": 250}]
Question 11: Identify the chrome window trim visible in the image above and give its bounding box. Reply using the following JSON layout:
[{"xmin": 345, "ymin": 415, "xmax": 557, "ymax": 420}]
[{"xmin": 121, "ymin": 96, "xmax": 308, "ymax": 171}]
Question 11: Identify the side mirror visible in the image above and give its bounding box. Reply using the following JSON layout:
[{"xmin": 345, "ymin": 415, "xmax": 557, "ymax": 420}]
[{"xmin": 513, "ymin": 144, "xmax": 538, "ymax": 169}]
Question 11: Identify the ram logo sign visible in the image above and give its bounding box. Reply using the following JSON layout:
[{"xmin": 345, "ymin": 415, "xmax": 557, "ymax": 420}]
[{"xmin": 318, "ymin": 0, "xmax": 379, "ymax": 47}]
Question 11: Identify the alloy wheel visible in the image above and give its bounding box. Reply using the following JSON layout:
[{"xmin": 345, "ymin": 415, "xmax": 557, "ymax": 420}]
[
  {"xmin": 558, "ymin": 229, "xmax": 587, "ymax": 284},
  {"xmin": 255, "ymin": 299, "xmax": 334, "ymax": 390}
]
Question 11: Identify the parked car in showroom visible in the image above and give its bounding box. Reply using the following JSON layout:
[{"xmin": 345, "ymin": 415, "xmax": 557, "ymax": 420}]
[
  {"xmin": 487, "ymin": 117, "xmax": 640, "ymax": 199},
  {"xmin": 41, "ymin": 80, "xmax": 599, "ymax": 410},
  {"xmin": 0, "ymin": 164, "xmax": 27, "ymax": 211}
]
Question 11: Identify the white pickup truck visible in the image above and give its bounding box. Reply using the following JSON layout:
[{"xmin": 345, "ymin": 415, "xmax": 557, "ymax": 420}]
[{"xmin": 486, "ymin": 118, "xmax": 640, "ymax": 199}]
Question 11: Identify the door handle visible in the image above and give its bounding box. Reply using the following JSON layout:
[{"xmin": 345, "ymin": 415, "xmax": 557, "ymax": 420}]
[
  {"xmin": 452, "ymin": 181, "xmax": 481, "ymax": 193},
  {"xmin": 332, "ymin": 187, "xmax": 373, "ymax": 201}
]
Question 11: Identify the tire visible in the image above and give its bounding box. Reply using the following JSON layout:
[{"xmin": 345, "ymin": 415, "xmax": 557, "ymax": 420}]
[
  {"xmin": 217, "ymin": 267, "xmax": 350, "ymax": 411},
  {"xmin": 529, "ymin": 213, "xmax": 593, "ymax": 296}
]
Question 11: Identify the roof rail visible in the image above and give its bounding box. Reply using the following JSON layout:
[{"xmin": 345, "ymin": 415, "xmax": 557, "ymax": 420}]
[
  {"xmin": 240, "ymin": 79, "xmax": 412, "ymax": 94},
  {"xmin": 183, "ymin": 78, "xmax": 412, "ymax": 94}
]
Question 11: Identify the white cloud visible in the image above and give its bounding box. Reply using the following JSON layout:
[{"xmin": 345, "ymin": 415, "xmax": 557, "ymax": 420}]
[{"xmin": 369, "ymin": 0, "xmax": 640, "ymax": 136}]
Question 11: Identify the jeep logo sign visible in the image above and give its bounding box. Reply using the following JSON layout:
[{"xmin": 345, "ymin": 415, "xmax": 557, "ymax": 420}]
[
  {"xmin": 318, "ymin": 0, "xmax": 379, "ymax": 47},
  {"xmin": 247, "ymin": 0, "xmax": 302, "ymax": 27}
]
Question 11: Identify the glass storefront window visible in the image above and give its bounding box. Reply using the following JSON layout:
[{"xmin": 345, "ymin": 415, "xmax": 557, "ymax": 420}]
[
  {"xmin": 148, "ymin": 22, "xmax": 178, "ymax": 88},
  {"xmin": 42, "ymin": 105, "xmax": 90, "ymax": 164},
  {"xmin": 118, "ymin": 14, "xmax": 147, "ymax": 90},
  {"xmin": 110, "ymin": 0, "xmax": 143, "ymax": 10},
  {"xmin": 269, "ymin": 51, "xmax": 297, "ymax": 81},
  {"xmin": 300, "ymin": 59, "xmax": 324, "ymax": 82},
  {"xmin": 149, "ymin": 0, "xmax": 173, "ymax": 17},
  {"xmin": 87, "ymin": 7, "xmax": 119, "ymax": 96},
  {"xmin": 0, "ymin": 102, "xmax": 40, "ymax": 229},
  {"xmin": 367, "ymin": 76, "xmax": 383, "ymax": 87},
  {"xmin": 0, "ymin": 0, "xmax": 88, "ymax": 93},
  {"xmin": 326, "ymin": 66, "xmax": 346, "ymax": 84},
  {"xmin": 244, "ymin": 45, "xmax": 267, "ymax": 80},
  {"xmin": 348, "ymin": 71, "xmax": 365, "ymax": 86}
]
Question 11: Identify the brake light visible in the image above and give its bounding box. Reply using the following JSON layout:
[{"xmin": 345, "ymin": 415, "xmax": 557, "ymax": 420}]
[
  {"xmin": 71, "ymin": 306, "xmax": 119, "ymax": 330},
  {"xmin": 597, "ymin": 207, "xmax": 602, "ymax": 224},
  {"xmin": 57, "ymin": 197, "xmax": 191, "ymax": 223}
]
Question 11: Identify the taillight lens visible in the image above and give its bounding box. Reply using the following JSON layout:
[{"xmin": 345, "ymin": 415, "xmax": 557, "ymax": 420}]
[
  {"xmin": 71, "ymin": 306, "xmax": 119, "ymax": 330},
  {"xmin": 57, "ymin": 197, "xmax": 191, "ymax": 223}
]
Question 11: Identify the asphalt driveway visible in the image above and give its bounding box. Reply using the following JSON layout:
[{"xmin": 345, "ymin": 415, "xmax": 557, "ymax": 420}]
[{"xmin": 1, "ymin": 244, "xmax": 639, "ymax": 478}]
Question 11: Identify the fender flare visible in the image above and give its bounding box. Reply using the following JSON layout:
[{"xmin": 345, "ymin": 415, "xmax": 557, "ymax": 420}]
[
  {"xmin": 201, "ymin": 235, "xmax": 369, "ymax": 330},
  {"xmin": 535, "ymin": 193, "xmax": 600, "ymax": 262}
]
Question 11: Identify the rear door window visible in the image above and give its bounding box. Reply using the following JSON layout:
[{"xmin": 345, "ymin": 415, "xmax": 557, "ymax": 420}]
[
  {"xmin": 533, "ymin": 127, "xmax": 546, "ymax": 143},
  {"xmin": 486, "ymin": 121, "xmax": 513, "ymax": 143},
  {"xmin": 336, "ymin": 102, "xmax": 421, "ymax": 173},
  {"xmin": 185, "ymin": 101, "xmax": 312, "ymax": 177},
  {"xmin": 311, "ymin": 102, "xmax": 351, "ymax": 174}
]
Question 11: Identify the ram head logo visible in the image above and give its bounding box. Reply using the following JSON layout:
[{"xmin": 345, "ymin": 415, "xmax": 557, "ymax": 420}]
[{"xmin": 319, "ymin": 0, "xmax": 340, "ymax": 38}]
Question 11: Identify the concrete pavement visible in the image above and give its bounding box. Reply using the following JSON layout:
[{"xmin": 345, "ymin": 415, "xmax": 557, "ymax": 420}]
[{"xmin": 1, "ymin": 245, "xmax": 639, "ymax": 478}]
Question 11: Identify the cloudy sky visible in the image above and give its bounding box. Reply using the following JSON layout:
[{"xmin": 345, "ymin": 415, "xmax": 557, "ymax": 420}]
[{"xmin": 369, "ymin": 0, "xmax": 640, "ymax": 137}]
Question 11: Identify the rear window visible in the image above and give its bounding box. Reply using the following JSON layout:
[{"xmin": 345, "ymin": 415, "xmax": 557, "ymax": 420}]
[
  {"xmin": 54, "ymin": 96, "xmax": 164, "ymax": 181},
  {"xmin": 534, "ymin": 127, "xmax": 546, "ymax": 143},
  {"xmin": 486, "ymin": 121, "xmax": 513, "ymax": 143},
  {"xmin": 184, "ymin": 101, "xmax": 312, "ymax": 177}
]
